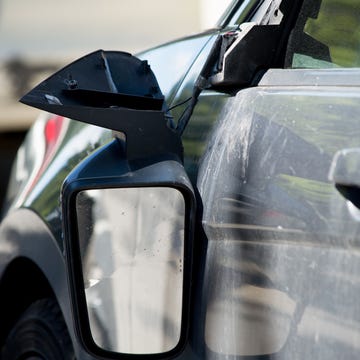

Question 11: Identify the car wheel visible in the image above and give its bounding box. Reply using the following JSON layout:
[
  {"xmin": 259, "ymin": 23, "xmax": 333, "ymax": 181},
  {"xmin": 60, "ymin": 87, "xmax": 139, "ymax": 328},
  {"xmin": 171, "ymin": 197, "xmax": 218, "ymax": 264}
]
[{"xmin": 1, "ymin": 298, "xmax": 75, "ymax": 360}]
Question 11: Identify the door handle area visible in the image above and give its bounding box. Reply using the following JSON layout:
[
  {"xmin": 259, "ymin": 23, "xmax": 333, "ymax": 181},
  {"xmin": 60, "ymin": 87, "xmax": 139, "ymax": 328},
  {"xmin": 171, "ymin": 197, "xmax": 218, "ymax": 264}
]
[{"xmin": 329, "ymin": 148, "xmax": 360, "ymax": 209}]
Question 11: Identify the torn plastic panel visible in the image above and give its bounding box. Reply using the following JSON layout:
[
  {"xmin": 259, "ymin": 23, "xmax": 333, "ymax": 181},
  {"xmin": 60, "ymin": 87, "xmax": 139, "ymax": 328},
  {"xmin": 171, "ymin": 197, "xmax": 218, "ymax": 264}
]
[
  {"xmin": 20, "ymin": 50, "xmax": 182, "ymax": 161},
  {"xmin": 209, "ymin": 23, "xmax": 281, "ymax": 89}
]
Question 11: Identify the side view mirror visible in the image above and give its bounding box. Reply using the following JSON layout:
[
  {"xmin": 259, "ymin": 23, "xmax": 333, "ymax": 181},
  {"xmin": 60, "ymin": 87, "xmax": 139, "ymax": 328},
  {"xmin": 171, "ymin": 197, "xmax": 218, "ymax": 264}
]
[
  {"xmin": 62, "ymin": 140, "xmax": 196, "ymax": 358},
  {"xmin": 21, "ymin": 47, "xmax": 196, "ymax": 358},
  {"xmin": 176, "ymin": 23, "xmax": 282, "ymax": 134}
]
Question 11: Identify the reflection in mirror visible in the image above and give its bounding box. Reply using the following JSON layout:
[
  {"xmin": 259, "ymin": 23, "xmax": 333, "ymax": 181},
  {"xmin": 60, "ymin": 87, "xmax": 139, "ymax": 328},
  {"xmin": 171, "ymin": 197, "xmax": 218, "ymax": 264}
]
[{"xmin": 76, "ymin": 187, "xmax": 185, "ymax": 354}]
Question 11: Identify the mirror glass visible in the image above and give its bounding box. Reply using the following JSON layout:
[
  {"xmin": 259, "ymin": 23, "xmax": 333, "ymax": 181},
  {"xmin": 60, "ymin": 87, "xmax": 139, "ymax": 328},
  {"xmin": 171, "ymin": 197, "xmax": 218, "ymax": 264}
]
[{"xmin": 76, "ymin": 187, "xmax": 185, "ymax": 354}]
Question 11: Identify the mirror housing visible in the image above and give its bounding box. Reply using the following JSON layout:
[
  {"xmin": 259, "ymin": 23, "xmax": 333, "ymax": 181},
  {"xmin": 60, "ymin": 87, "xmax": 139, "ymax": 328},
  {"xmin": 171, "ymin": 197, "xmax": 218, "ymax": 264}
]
[
  {"xmin": 62, "ymin": 140, "xmax": 196, "ymax": 359},
  {"xmin": 20, "ymin": 50, "xmax": 182, "ymax": 161}
]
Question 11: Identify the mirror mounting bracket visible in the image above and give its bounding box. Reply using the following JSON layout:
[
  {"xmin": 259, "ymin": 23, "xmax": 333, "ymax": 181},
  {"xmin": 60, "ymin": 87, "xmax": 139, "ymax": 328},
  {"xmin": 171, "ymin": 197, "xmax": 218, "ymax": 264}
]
[{"xmin": 209, "ymin": 23, "xmax": 281, "ymax": 90}]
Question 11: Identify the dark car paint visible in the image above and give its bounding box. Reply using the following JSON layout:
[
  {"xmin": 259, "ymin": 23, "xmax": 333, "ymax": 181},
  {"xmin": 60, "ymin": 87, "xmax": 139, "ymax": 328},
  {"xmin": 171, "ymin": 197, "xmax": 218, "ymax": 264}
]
[{"xmin": 0, "ymin": 209, "xmax": 78, "ymax": 351}]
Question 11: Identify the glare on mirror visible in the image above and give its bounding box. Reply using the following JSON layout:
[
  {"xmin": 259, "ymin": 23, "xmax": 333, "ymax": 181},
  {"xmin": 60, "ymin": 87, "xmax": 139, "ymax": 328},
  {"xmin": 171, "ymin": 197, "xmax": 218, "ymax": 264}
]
[{"xmin": 76, "ymin": 187, "xmax": 185, "ymax": 354}]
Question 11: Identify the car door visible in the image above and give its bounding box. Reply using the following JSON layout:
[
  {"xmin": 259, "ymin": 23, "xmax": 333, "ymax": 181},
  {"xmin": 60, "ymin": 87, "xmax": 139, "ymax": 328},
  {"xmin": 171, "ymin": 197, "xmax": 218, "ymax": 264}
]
[{"xmin": 172, "ymin": 0, "xmax": 360, "ymax": 358}]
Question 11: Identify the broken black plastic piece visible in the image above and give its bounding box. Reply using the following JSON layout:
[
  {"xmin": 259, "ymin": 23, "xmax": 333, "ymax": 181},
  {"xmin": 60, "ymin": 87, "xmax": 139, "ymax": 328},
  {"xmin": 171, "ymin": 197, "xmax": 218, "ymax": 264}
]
[
  {"xmin": 20, "ymin": 50, "xmax": 182, "ymax": 161},
  {"xmin": 209, "ymin": 25, "xmax": 281, "ymax": 89}
]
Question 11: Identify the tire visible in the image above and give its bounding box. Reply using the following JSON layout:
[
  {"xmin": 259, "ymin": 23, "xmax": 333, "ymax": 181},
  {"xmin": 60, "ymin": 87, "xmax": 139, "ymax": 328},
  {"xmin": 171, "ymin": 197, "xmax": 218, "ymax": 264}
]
[{"xmin": 1, "ymin": 298, "xmax": 75, "ymax": 360}]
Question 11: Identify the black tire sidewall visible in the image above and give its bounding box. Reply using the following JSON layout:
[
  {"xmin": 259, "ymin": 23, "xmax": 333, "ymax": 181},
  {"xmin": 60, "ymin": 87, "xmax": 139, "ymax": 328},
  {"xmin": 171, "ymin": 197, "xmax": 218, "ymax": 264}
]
[{"xmin": 1, "ymin": 298, "xmax": 74, "ymax": 360}]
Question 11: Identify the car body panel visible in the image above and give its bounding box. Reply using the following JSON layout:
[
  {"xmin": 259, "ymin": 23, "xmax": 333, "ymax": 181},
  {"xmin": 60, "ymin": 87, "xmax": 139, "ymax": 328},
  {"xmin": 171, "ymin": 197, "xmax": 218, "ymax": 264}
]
[
  {"xmin": 6, "ymin": 117, "xmax": 112, "ymax": 248},
  {"xmin": 195, "ymin": 68, "xmax": 360, "ymax": 358},
  {"xmin": 0, "ymin": 208, "xmax": 92, "ymax": 359}
]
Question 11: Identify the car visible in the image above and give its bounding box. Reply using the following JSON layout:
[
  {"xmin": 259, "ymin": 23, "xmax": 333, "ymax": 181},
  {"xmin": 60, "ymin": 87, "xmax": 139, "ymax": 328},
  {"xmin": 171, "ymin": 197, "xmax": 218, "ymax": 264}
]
[{"xmin": 1, "ymin": 0, "xmax": 360, "ymax": 359}]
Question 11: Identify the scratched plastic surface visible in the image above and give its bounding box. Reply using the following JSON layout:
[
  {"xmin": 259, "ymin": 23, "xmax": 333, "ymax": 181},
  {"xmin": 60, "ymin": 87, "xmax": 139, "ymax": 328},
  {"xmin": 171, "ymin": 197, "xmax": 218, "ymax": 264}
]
[{"xmin": 197, "ymin": 79, "xmax": 360, "ymax": 359}]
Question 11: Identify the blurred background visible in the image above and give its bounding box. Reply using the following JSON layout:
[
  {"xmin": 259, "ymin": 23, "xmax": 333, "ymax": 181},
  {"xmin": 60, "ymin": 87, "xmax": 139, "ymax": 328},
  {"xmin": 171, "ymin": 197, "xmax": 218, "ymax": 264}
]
[
  {"xmin": 0, "ymin": 0, "xmax": 232, "ymax": 129},
  {"xmin": 0, "ymin": 0, "xmax": 232, "ymax": 207}
]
